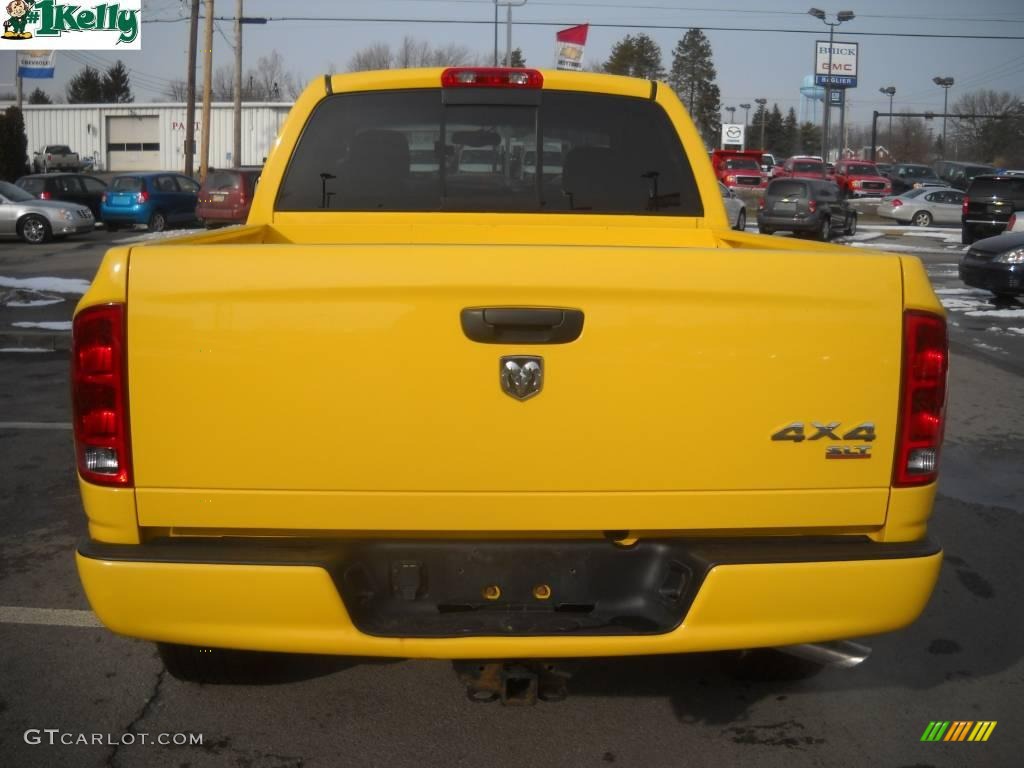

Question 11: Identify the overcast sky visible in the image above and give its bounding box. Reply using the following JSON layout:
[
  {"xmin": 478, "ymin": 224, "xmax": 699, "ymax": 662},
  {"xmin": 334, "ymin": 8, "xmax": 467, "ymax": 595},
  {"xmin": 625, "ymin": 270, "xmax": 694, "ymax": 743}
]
[{"xmin": 3, "ymin": 0, "xmax": 1023, "ymax": 127}]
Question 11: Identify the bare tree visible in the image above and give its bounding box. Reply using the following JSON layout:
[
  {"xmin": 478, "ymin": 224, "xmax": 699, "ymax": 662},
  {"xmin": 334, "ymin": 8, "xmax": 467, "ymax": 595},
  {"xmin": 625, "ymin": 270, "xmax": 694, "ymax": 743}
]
[
  {"xmin": 952, "ymin": 89, "xmax": 1024, "ymax": 165},
  {"xmin": 163, "ymin": 49, "xmax": 301, "ymax": 103},
  {"xmin": 348, "ymin": 42, "xmax": 394, "ymax": 72},
  {"xmin": 347, "ymin": 37, "xmax": 477, "ymax": 72}
]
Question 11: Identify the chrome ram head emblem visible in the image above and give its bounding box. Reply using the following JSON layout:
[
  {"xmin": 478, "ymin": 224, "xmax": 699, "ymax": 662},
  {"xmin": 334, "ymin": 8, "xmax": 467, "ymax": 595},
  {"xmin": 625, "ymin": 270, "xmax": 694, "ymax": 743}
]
[{"xmin": 500, "ymin": 356, "xmax": 543, "ymax": 401}]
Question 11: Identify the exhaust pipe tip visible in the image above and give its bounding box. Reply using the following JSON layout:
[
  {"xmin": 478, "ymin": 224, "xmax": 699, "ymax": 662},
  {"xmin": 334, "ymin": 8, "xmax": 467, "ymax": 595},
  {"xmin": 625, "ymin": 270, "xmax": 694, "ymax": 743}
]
[{"xmin": 775, "ymin": 640, "xmax": 872, "ymax": 669}]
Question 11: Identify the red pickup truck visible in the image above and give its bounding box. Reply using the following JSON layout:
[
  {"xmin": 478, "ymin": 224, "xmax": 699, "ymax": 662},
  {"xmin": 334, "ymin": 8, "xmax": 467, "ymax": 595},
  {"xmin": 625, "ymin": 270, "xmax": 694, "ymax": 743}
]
[
  {"xmin": 711, "ymin": 149, "xmax": 767, "ymax": 189},
  {"xmin": 833, "ymin": 160, "xmax": 891, "ymax": 198},
  {"xmin": 773, "ymin": 156, "xmax": 830, "ymax": 180}
]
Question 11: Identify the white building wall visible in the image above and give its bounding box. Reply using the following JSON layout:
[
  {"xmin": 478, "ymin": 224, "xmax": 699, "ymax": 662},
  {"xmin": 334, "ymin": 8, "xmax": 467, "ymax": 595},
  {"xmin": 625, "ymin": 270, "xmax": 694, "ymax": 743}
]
[{"xmin": 21, "ymin": 103, "xmax": 292, "ymax": 173}]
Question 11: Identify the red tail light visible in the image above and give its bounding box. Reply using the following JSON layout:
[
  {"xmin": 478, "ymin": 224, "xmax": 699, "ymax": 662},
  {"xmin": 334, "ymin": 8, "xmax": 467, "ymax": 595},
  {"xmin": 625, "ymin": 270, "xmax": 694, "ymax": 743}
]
[
  {"xmin": 39, "ymin": 191, "xmax": 52, "ymax": 199},
  {"xmin": 892, "ymin": 199, "xmax": 903, "ymax": 208},
  {"xmin": 441, "ymin": 67, "xmax": 543, "ymax": 89},
  {"xmin": 101, "ymin": 192, "xmax": 107, "ymax": 203},
  {"xmin": 894, "ymin": 311, "xmax": 947, "ymax": 487},
  {"xmin": 962, "ymin": 195, "xmax": 969, "ymax": 216},
  {"xmin": 136, "ymin": 190, "xmax": 149, "ymax": 204},
  {"xmin": 807, "ymin": 200, "xmax": 817, "ymax": 213},
  {"xmin": 72, "ymin": 305, "xmax": 133, "ymax": 487}
]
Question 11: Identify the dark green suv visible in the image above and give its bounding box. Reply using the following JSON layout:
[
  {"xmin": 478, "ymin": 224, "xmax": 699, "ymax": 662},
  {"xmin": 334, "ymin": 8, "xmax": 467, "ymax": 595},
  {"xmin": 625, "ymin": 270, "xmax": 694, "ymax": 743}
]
[{"xmin": 962, "ymin": 175, "xmax": 1024, "ymax": 244}]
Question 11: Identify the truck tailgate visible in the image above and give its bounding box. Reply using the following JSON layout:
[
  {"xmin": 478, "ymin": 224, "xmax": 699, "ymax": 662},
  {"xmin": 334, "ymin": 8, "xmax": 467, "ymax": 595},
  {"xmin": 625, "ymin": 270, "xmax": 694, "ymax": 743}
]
[{"xmin": 127, "ymin": 243, "xmax": 901, "ymax": 529}]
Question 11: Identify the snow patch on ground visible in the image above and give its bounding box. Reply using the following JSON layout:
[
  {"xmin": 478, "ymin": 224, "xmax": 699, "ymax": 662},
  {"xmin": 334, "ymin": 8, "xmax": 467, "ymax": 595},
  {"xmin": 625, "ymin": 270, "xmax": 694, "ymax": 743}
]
[
  {"xmin": 965, "ymin": 307, "xmax": 1024, "ymax": 318},
  {"xmin": 0, "ymin": 275, "xmax": 90, "ymax": 294},
  {"xmin": 0, "ymin": 347, "xmax": 51, "ymax": 353},
  {"xmin": 1007, "ymin": 328, "xmax": 1024, "ymax": 335},
  {"xmin": 972, "ymin": 341, "xmax": 1005, "ymax": 353},
  {"xmin": 934, "ymin": 288, "xmax": 984, "ymax": 295},
  {"xmin": 5, "ymin": 298, "xmax": 64, "ymax": 308},
  {"xmin": 940, "ymin": 297, "xmax": 994, "ymax": 312},
  {"xmin": 837, "ymin": 232, "xmax": 885, "ymax": 243},
  {"xmin": 113, "ymin": 228, "xmax": 205, "ymax": 244},
  {"xmin": 11, "ymin": 321, "xmax": 72, "ymax": 331},
  {"xmin": 849, "ymin": 241, "xmax": 949, "ymax": 254}
]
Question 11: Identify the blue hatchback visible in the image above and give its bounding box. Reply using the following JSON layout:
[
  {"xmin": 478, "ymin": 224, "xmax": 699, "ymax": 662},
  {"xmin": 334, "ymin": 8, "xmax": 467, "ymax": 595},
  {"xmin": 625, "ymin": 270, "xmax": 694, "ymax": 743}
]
[{"xmin": 100, "ymin": 173, "xmax": 200, "ymax": 232}]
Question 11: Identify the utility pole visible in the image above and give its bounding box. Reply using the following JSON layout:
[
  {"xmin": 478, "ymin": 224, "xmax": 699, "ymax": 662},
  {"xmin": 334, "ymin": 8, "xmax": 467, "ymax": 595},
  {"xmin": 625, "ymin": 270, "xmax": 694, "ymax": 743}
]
[
  {"xmin": 879, "ymin": 86, "xmax": 895, "ymax": 159},
  {"xmin": 496, "ymin": 0, "xmax": 527, "ymax": 66},
  {"xmin": 493, "ymin": 1, "xmax": 498, "ymax": 66},
  {"xmin": 233, "ymin": 0, "xmax": 242, "ymax": 168},
  {"xmin": 199, "ymin": 0, "xmax": 215, "ymax": 182},
  {"xmin": 185, "ymin": 0, "xmax": 200, "ymax": 176},
  {"xmin": 933, "ymin": 76, "xmax": 954, "ymax": 160},
  {"xmin": 755, "ymin": 97, "xmax": 767, "ymax": 150}
]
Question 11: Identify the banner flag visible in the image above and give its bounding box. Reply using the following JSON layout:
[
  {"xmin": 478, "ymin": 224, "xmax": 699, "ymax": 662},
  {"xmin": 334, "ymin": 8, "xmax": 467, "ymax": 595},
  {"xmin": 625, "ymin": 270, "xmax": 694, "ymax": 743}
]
[{"xmin": 555, "ymin": 24, "xmax": 589, "ymax": 71}]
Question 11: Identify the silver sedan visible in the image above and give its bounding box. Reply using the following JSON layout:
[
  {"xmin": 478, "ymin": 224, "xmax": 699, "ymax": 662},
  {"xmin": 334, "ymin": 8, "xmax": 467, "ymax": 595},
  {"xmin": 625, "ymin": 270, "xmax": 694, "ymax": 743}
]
[
  {"xmin": 0, "ymin": 180, "xmax": 95, "ymax": 244},
  {"xmin": 719, "ymin": 182, "xmax": 747, "ymax": 230},
  {"xmin": 877, "ymin": 186, "xmax": 965, "ymax": 227}
]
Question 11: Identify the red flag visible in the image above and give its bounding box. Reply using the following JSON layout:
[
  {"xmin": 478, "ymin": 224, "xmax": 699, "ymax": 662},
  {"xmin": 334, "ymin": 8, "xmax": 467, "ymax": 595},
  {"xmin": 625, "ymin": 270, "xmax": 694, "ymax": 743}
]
[
  {"xmin": 556, "ymin": 24, "xmax": 589, "ymax": 46},
  {"xmin": 555, "ymin": 24, "xmax": 589, "ymax": 70}
]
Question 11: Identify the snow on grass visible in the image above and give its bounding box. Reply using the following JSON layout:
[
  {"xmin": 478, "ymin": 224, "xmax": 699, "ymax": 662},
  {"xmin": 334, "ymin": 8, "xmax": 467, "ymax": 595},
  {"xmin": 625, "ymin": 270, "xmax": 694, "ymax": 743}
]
[
  {"xmin": 11, "ymin": 321, "xmax": 72, "ymax": 331},
  {"xmin": 0, "ymin": 347, "xmax": 52, "ymax": 353},
  {"xmin": 934, "ymin": 288, "xmax": 985, "ymax": 295},
  {"xmin": 0, "ymin": 276, "xmax": 90, "ymax": 294},
  {"xmin": 6, "ymin": 298, "xmax": 64, "ymax": 308}
]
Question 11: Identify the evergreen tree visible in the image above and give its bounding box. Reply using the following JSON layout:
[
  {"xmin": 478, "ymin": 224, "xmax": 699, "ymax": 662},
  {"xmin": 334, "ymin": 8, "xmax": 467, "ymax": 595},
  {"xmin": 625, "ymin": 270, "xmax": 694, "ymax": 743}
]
[
  {"xmin": 102, "ymin": 60, "xmax": 134, "ymax": 103},
  {"xmin": 799, "ymin": 122, "xmax": 822, "ymax": 156},
  {"xmin": 750, "ymin": 102, "xmax": 768, "ymax": 149},
  {"xmin": 667, "ymin": 29, "xmax": 721, "ymax": 146},
  {"xmin": 66, "ymin": 66, "xmax": 104, "ymax": 103},
  {"xmin": 509, "ymin": 48, "xmax": 526, "ymax": 67},
  {"xmin": 28, "ymin": 88, "xmax": 52, "ymax": 105},
  {"xmin": 603, "ymin": 34, "xmax": 665, "ymax": 80},
  {"xmin": 781, "ymin": 107, "xmax": 799, "ymax": 158},
  {"xmin": 0, "ymin": 107, "xmax": 31, "ymax": 180},
  {"xmin": 764, "ymin": 104, "xmax": 784, "ymax": 154}
]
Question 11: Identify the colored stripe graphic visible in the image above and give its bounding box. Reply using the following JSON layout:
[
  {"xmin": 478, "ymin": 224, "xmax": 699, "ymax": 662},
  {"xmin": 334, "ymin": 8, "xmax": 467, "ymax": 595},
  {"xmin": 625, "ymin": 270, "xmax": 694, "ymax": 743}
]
[
  {"xmin": 968, "ymin": 722, "xmax": 997, "ymax": 742},
  {"xmin": 921, "ymin": 722, "xmax": 950, "ymax": 741},
  {"xmin": 945, "ymin": 721, "xmax": 972, "ymax": 741}
]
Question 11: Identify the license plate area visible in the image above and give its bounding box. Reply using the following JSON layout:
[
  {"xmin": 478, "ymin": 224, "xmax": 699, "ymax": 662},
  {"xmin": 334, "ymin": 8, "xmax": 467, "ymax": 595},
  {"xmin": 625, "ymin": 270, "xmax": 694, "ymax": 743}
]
[{"xmin": 774, "ymin": 201, "xmax": 797, "ymax": 214}]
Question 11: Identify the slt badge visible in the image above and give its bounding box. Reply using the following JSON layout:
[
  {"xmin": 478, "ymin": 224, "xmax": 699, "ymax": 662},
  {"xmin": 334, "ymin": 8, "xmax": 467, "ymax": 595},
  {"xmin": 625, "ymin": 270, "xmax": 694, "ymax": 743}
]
[{"xmin": 500, "ymin": 356, "xmax": 543, "ymax": 401}]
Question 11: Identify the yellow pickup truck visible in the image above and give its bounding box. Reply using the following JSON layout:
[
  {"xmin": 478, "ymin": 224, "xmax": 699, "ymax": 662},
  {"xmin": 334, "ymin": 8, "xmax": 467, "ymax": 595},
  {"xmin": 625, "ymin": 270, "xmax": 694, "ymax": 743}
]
[{"xmin": 72, "ymin": 68, "xmax": 947, "ymax": 694}]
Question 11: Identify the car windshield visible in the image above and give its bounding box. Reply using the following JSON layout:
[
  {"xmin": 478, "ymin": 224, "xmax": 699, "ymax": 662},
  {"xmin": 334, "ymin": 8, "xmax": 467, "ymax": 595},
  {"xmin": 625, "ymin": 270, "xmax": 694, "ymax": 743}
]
[
  {"xmin": 112, "ymin": 177, "xmax": 143, "ymax": 191},
  {"xmin": 902, "ymin": 166, "xmax": 934, "ymax": 178},
  {"xmin": 0, "ymin": 180, "xmax": 36, "ymax": 202},
  {"xmin": 276, "ymin": 89, "xmax": 702, "ymax": 215},
  {"xmin": 725, "ymin": 158, "xmax": 759, "ymax": 170},
  {"xmin": 846, "ymin": 163, "xmax": 879, "ymax": 175},
  {"xmin": 793, "ymin": 161, "xmax": 824, "ymax": 172},
  {"xmin": 770, "ymin": 181, "xmax": 807, "ymax": 197}
]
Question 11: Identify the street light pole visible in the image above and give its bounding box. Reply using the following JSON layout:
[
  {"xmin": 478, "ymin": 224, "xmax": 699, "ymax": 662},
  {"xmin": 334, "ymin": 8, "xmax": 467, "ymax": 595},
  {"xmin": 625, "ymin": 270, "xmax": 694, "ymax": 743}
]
[
  {"xmin": 495, "ymin": 0, "xmax": 528, "ymax": 66},
  {"xmin": 755, "ymin": 97, "xmax": 767, "ymax": 150},
  {"xmin": 739, "ymin": 103, "xmax": 751, "ymax": 149},
  {"xmin": 879, "ymin": 86, "xmax": 895, "ymax": 159},
  {"xmin": 933, "ymin": 76, "xmax": 954, "ymax": 160},
  {"xmin": 725, "ymin": 106, "xmax": 736, "ymax": 124},
  {"xmin": 808, "ymin": 8, "xmax": 855, "ymax": 165}
]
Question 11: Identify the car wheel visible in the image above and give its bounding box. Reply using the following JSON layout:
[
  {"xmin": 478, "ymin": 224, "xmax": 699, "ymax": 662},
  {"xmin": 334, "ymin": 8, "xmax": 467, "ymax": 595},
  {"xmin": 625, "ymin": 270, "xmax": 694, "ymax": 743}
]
[
  {"xmin": 105, "ymin": 223, "xmax": 119, "ymax": 232},
  {"xmin": 961, "ymin": 225, "xmax": 975, "ymax": 245},
  {"xmin": 148, "ymin": 211, "xmax": 167, "ymax": 232},
  {"xmin": 158, "ymin": 643, "xmax": 281, "ymax": 685},
  {"xmin": 735, "ymin": 209, "xmax": 747, "ymax": 231},
  {"xmin": 18, "ymin": 214, "xmax": 52, "ymax": 244},
  {"xmin": 845, "ymin": 213, "xmax": 857, "ymax": 236},
  {"xmin": 818, "ymin": 216, "xmax": 832, "ymax": 241},
  {"xmin": 758, "ymin": 225, "xmax": 774, "ymax": 235},
  {"xmin": 912, "ymin": 211, "xmax": 933, "ymax": 227}
]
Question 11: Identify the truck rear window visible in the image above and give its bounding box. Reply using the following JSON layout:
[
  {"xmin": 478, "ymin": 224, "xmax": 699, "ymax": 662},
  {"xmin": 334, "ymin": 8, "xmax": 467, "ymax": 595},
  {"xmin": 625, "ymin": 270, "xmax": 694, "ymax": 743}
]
[
  {"xmin": 276, "ymin": 89, "xmax": 702, "ymax": 216},
  {"xmin": 969, "ymin": 177, "xmax": 1024, "ymax": 198}
]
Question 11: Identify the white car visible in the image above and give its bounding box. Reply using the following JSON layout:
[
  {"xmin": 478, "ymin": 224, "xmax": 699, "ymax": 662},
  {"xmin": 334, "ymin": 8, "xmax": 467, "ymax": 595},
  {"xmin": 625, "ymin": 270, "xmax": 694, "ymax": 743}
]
[
  {"xmin": 719, "ymin": 182, "xmax": 747, "ymax": 231},
  {"xmin": 1007, "ymin": 211, "xmax": 1024, "ymax": 232}
]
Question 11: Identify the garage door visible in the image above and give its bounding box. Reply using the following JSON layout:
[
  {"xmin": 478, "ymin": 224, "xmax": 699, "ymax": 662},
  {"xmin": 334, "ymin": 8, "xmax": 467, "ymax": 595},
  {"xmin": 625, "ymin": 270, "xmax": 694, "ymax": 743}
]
[{"xmin": 107, "ymin": 116, "xmax": 160, "ymax": 171}]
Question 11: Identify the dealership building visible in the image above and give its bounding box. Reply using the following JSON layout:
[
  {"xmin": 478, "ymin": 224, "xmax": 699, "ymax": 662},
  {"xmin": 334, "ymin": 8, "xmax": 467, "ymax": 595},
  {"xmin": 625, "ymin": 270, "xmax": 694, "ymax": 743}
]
[{"xmin": 16, "ymin": 102, "xmax": 291, "ymax": 172}]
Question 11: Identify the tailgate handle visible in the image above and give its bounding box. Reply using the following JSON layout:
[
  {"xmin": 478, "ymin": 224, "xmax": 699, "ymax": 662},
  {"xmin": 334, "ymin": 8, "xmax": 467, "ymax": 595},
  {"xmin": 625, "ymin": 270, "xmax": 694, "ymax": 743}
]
[{"xmin": 461, "ymin": 307, "xmax": 584, "ymax": 344}]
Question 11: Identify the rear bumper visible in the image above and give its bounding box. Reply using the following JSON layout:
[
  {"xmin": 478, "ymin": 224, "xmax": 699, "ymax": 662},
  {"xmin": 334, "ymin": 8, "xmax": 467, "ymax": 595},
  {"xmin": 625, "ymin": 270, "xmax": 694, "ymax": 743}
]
[
  {"xmin": 77, "ymin": 535, "xmax": 942, "ymax": 658},
  {"xmin": 196, "ymin": 204, "xmax": 247, "ymax": 223},
  {"xmin": 756, "ymin": 212, "xmax": 825, "ymax": 232}
]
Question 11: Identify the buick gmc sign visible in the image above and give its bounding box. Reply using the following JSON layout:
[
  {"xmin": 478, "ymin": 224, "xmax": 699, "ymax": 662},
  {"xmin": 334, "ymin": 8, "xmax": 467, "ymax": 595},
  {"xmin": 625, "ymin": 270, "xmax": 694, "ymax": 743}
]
[{"xmin": 815, "ymin": 40, "xmax": 858, "ymax": 88}]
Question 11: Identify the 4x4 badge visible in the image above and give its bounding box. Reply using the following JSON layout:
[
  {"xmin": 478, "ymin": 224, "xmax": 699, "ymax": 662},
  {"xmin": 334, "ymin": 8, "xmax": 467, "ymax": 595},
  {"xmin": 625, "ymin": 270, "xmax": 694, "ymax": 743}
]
[{"xmin": 500, "ymin": 356, "xmax": 543, "ymax": 401}]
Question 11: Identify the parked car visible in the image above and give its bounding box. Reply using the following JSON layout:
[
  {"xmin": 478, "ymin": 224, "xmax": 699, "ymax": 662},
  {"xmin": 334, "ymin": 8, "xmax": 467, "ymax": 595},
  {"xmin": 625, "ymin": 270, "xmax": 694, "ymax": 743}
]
[
  {"xmin": 832, "ymin": 160, "xmax": 891, "ymax": 198},
  {"xmin": 772, "ymin": 156, "xmax": 830, "ymax": 180},
  {"xmin": 934, "ymin": 160, "xmax": 995, "ymax": 191},
  {"xmin": 31, "ymin": 145, "xmax": 82, "ymax": 173},
  {"xmin": 100, "ymin": 173, "xmax": 200, "ymax": 232},
  {"xmin": 877, "ymin": 187, "xmax": 965, "ymax": 227},
  {"xmin": 961, "ymin": 174, "xmax": 1024, "ymax": 244},
  {"xmin": 15, "ymin": 173, "xmax": 107, "ymax": 220},
  {"xmin": 711, "ymin": 149, "xmax": 766, "ymax": 189},
  {"xmin": 0, "ymin": 180, "xmax": 95, "ymax": 244},
  {"xmin": 196, "ymin": 167, "xmax": 261, "ymax": 227},
  {"xmin": 757, "ymin": 178, "xmax": 856, "ymax": 240},
  {"xmin": 718, "ymin": 181, "xmax": 747, "ymax": 231},
  {"xmin": 760, "ymin": 153, "xmax": 776, "ymax": 174},
  {"xmin": 889, "ymin": 163, "xmax": 948, "ymax": 195},
  {"xmin": 959, "ymin": 230, "xmax": 1024, "ymax": 298},
  {"xmin": 875, "ymin": 162, "xmax": 893, "ymax": 177}
]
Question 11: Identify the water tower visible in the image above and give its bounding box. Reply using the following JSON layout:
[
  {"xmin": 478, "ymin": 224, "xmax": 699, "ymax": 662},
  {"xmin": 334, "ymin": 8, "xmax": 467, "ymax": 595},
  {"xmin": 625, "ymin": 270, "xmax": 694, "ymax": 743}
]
[{"xmin": 800, "ymin": 75, "xmax": 825, "ymax": 124}]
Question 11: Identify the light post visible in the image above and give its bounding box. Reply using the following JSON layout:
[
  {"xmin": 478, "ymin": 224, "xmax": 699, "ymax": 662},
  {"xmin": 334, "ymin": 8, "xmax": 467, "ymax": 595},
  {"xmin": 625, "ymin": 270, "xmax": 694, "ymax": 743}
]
[
  {"xmin": 495, "ymin": 0, "xmax": 528, "ymax": 66},
  {"xmin": 755, "ymin": 97, "xmax": 767, "ymax": 150},
  {"xmin": 933, "ymin": 76, "xmax": 954, "ymax": 160},
  {"xmin": 739, "ymin": 102, "xmax": 751, "ymax": 129},
  {"xmin": 725, "ymin": 106, "xmax": 736, "ymax": 124},
  {"xmin": 808, "ymin": 8, "xmax": 855, "ymax": 165},
  {"xmin": 879, "ymin": 86, "xmax": 895, "ymax": 159}
]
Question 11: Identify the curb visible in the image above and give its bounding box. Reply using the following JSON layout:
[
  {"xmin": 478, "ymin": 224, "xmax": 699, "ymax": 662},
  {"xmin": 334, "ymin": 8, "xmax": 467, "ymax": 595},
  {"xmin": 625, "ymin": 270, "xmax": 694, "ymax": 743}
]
[{"xmin": 0, "ymin": 329, "xmax": 71, "ymax": 352}]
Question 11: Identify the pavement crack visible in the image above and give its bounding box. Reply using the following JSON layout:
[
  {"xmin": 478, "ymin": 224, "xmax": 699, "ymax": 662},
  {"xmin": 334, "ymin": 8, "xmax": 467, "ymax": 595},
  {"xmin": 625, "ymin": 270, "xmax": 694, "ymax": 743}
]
[{"xmin": 106, "ymin": 664, "xmax": 168, "ymax": 768}]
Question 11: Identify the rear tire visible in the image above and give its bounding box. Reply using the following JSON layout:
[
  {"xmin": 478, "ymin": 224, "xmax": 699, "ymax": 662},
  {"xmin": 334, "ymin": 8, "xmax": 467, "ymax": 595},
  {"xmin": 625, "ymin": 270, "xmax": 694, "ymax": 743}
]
[
  {"xmin": 962, "ymin": 225, "xmax": 975, "ymax": 245},
  {"xmin": 912, "ymin": 210, "xmax": 933, "ymax": 227},
  {"xmin": 148, "ymin": 211, "xmax": 167, "ymax": 232},
  {"xmin": 158, "ymin": 643, "xmax": 279, "ymax": 685},
  {"xmin": 818, "ymin": 216, "xmax": 832, "ymax": 241},
  {"xmin": 735, "ymin": 209, "xmax": 747, "ymax": 231}
]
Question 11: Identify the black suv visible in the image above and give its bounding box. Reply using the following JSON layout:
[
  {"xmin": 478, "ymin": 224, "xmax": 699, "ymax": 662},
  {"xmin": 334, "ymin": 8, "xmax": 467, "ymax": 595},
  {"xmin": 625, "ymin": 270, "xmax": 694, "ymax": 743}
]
[
  {"xmin": 889, "ymin": 163, "xmax": 947, "ymax": 195},
  {"xmin": 15, "ymin": 173, "xmax": 107, "ymax": 220},
  {"xmin": 962, "ymin": 175, "xmax": 1024, "ymax": 244},
  {"xmin": 934, "ymin": 160, "xmax": 995, "ymax": 191},
  {"xmin": 757, "ymin": 178, "xmax": 856, "ymax": 240}
]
